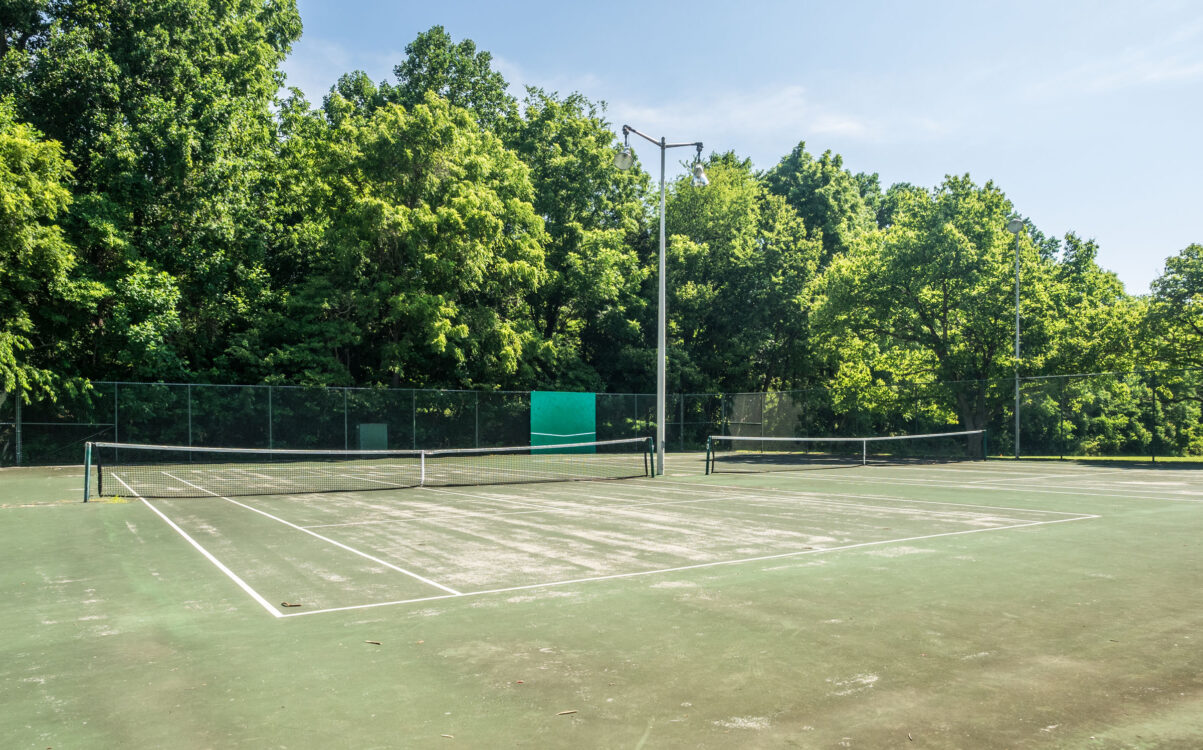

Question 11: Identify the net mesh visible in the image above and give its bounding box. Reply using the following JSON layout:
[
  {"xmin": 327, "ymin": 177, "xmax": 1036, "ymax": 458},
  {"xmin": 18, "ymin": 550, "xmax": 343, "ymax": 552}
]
[
  {"xmin": 91, "ymin": 438, "xmax": 653, "ymax": 499},
  {"xmin": 706, "ymin": 430, "xmax": 986, "ymax": 474}
]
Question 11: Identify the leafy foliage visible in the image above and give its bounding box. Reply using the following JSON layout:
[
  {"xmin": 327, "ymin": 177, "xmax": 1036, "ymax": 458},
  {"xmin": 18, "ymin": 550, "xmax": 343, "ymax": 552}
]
[
  {"xmin": 1148, "ymin": 243, "xmax": 1203, "ymax": 368},
  {"xmin": 666, "ymin": 152, "xmax": 822, "ymax": 393},
  {"xmin": 507, "ymin": 88, "xmax": 651, "ymax": 389},
  {"xmin": 0, "ymin": 102, "xmax": 100, "ymax": 397},
  {"xmin": 254, "ymin": 92, "xmax": 547, "ymax": 388},
  {"xmin": 813, "ymin": 175, "xmax": 1052, "ymax": 430},
  {"xmin": 1, "ymin": 0, "xmax": 302, "ymax": 379},
  {"xmin": 763, "ymin": 142, "xmax": 877, "ymax": 264}
]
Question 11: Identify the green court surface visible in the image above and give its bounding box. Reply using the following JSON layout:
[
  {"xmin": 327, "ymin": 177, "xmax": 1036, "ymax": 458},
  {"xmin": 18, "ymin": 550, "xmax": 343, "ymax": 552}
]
[{"xmin": 2, "ymin": 458, "xmax": 1202, "ymax": 748}]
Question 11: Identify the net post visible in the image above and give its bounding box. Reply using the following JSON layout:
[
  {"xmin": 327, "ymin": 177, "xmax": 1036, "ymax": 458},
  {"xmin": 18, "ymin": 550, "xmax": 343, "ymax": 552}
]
[
  {"xmin": 705, "ymin": 436, "xmax": 712, "ymax": 475},
  {"xmin": 419, "ymin": 451, "xmax": 426, "ymax": 487},
  {"xmin": 862, "ymin": 439, "xmax": 867, "ymax": 466},
  {"xmin": 83, "ymin": 442, "xmax": 92, "ymax": 502},
  {"xmin": 983, "ymin": 429, "xmax": 988, "ymax": 460}
]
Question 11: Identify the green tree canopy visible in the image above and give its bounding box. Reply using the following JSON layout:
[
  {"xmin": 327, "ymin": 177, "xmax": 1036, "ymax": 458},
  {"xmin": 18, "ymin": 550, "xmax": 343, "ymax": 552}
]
[
  {"xmin": 1147, "ymin": 243, "xmax": 1203, "ymax": 368},
  {"xmin": 666, "ymin": 152, "xmax": 822, "ymax": 392},
  {"xmin": 0, "ymin": 102, "xmax": 100, "ymax": 397},
  {"xmin": 1, "ymin": 0, "xmax": 302, "ymax": 379},
  {"xmin": 813, "ymin": 175, "xmax": 1054, "ymax": 431},
  {"xmin": 387, "ymin": 25, "xmax": 517, "ymax": 132},
  {"xmin": 1043, "ymin": 233, "xmax": 1143, "ymax": 375},
  {"xmin": 763, "ymin": 142, "xmax": 877, "ymax": 265},
  {"xmin": 251, "ymin": 93, "xmax": 547, "ymax": 388},
  {"xmin": 507, "ymin": 88, "xmax": 651, "ymax": 390}
]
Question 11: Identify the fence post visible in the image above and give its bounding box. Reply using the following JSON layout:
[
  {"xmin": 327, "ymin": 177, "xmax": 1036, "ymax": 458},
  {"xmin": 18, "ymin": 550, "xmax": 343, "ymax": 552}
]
[
  {"xmin": 187, "ymin": 383, "xmax": 193, "ymax": 447},
  {"xmin": 14, "ymin": 395, "xmax": 21, "ymax": 466},
  {"xmin": 412, "ymin": 389, "xmax": 417, "ymax": 449},
  {"xmin": 1151, "ymin": 372, "xmax": 1158, "ymax": 463},
  {"xmin": 680, "ymin": 395, "xmax": 685, "ymax": 452},
  {"xmin": 343, "ymin": 388, "xmax": 348, "ymax": 450},
  {"xmin": 267, "ymin": 385, "xmax": 273, "ymax": 449},
  {"xmin": 1058, "ymin": 376, "xmax": 1066, "ymax": 460}
]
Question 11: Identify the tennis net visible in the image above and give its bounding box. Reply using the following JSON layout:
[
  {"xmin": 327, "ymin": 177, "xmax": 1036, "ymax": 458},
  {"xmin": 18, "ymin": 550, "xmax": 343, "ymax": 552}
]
[
  {"xmin": 86, "ymin": 437, "xmax": 654, "ymax": 500},
  {"xmin": 705, "ymin": 430, "xmax": 986, "ymax": 474}
]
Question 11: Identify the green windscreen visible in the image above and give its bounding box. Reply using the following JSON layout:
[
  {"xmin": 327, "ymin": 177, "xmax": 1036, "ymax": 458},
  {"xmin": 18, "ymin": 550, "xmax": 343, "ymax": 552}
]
[
  {"xmin": 531, "ymin": 391, "xmax": 596, "ymax": 453},
  {"xmin": 357, "ymin": 423, "xmax": 388, "ymax": 450}
]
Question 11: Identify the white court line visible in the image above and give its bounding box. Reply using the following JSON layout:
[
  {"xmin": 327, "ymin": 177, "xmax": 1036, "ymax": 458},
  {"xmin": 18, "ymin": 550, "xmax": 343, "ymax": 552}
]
[
  {"xmin": 642, "ymin": 477, "xmax": 1095, "ymax": 519},
  {"xmin": 744, "ymin": 468, "xmax": 1203, "ymax": 502},
  {"xmin": 226, "ymin": 468, "xmax": 279, "ymax": 481},
  {"xmin": 965, "ymin": 469, "xmax": 1133, "ymax": 484},
  {"xmin": 303, "ymin": 483, "xmax": 1047, "ymax": 530},
  {"xmin": 162, "ymin": 472, "xmax": 461, "ymax": 596},
  {"xmin": 335, "ymin": 473, "xmax": 416, "ymax": 489},
  {"xmin": 110, "ymin": 473, "xmax": 284, "ymax": 619},
  {"xmin": 280, "ymin": 514, "xmax": 1098, "ymax": 618},
  {"xmin": 874, "ymin": 465, "xmax": 1067, "ymax": 478},
  {"xmin": 304, "ymin": 468, "xmax": 1097, "ymax": 535}
]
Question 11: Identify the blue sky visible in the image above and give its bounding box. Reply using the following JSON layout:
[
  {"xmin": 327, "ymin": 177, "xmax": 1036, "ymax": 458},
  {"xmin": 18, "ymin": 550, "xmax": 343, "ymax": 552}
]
[{"xmin": 282, "ymin": 0, "xmax": 1203, "ymax": 295}]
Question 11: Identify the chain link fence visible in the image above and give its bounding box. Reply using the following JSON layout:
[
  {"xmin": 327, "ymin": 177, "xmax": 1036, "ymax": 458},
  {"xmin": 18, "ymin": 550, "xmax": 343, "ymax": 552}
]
[{"xmin": 5, "ymin": 369, "xmax": 1203, "ymax": 466}]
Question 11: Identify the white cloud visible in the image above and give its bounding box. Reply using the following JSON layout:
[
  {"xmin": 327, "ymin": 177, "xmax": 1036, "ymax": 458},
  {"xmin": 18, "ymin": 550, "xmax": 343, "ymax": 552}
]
[
  {"xmin": 606, "ymin": 84, "xmax": 867, "ymax": 145},
  {"xmin": 1028, "ymin": 20, "xmax": 1203, "ymax": 98},
  {"xmin": 492, "ymin": 54, "xmax": 606, "ymax": 102}
]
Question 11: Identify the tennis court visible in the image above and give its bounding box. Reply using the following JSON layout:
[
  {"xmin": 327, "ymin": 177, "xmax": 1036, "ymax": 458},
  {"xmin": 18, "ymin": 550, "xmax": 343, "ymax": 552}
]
[{"xmin": 3, "ymin": 449, "xmax": 1202, "ymax": 747}]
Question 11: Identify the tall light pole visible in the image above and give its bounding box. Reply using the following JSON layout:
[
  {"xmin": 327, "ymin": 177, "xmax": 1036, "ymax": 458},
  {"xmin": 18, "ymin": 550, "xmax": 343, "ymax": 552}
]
[
  {"xmin": 614, "ymin": 124, "xmax": 708, "ymax": 476},
  {"xmin": 1006, "ymin": 216, "xmax": 1025, "ymax": 459}
]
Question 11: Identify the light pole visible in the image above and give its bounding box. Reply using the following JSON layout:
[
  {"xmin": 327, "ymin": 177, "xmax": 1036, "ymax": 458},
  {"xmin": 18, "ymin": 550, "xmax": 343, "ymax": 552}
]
[
  {"xmin": 1006, "ymin": 216, "xmax": 1025, "ymax": 459},
  {"xmin": 614, "ymin": 124, "xmax": 708, "ymax": 476}
]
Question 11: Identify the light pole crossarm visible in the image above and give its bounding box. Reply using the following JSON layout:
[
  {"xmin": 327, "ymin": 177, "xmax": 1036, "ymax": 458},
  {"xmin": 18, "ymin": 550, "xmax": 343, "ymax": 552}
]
[{"xmin": 621, "ymin": 124, "xmax": 702, "ymax": 151}]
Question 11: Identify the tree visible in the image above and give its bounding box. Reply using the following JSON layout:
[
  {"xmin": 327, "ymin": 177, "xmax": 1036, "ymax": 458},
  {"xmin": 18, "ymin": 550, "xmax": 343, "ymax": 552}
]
[
  {"xmin": 763, "ymin": 142, "xmax": 877, "ymax": 265},
  {"xmin": 506, "ymin": 88, "xmax": 651, "ymax": 389},
  {"xmin": 813, "ymin": 175, "xmax": 1054, "ymax": 433},
  {"xmin": 1, "ymin": 0, "xmax": 303, "ymax": 379},
  {"xmin": 254, "ymin": 93, "xmax": 548, "ymax": 388},
  {"xmin": 382, "ymin": 25, "xmax": 517, "ymax": 133},
  {"xmin": 0, "ymin": 1, "xmax": 47, "ymax": 59},
  {"xmin": 0, "ymin": 102, "xmax": 99, "ymax": 398},
  {"xmin": 1043, "ymin": 233, "xmax": 1142, "ymax": 375},
  {"xmin": 1147, "ymin": 243, "xmax": 1203, "ymax": 368},
  {"xmin": 665, "ymin": 152, "xmax": 822, "ymax": 393}
]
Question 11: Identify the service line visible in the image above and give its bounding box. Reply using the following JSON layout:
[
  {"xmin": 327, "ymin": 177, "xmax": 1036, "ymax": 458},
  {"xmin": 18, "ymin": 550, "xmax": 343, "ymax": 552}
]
[{"xmin": 280, "ymin": 513, "xmax": 1098, "ymax": 618}]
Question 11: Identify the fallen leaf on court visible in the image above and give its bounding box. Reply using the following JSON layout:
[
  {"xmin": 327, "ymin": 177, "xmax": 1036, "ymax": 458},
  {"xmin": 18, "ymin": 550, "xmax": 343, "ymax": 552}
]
[
  {"xmin": 441, "ymin": 734, "xmax": 454, "ymax": 739},
  {"xmin": 281, "ymin": 602, "xmax": 301, "ymax": 607},
  {"xmin": 557, "ymin": 710, "xmax": 577, "ymax": 716},
  {"xmin": 365, "ymin": 640, "xmax": 381, "ymax": 645}
]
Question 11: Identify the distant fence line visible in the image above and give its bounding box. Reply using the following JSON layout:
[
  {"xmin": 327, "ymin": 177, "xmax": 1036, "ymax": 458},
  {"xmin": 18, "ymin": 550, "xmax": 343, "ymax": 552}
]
[{"xmin": 3, "ymin": 367, "xmax": 1203, "ymax": 466}]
